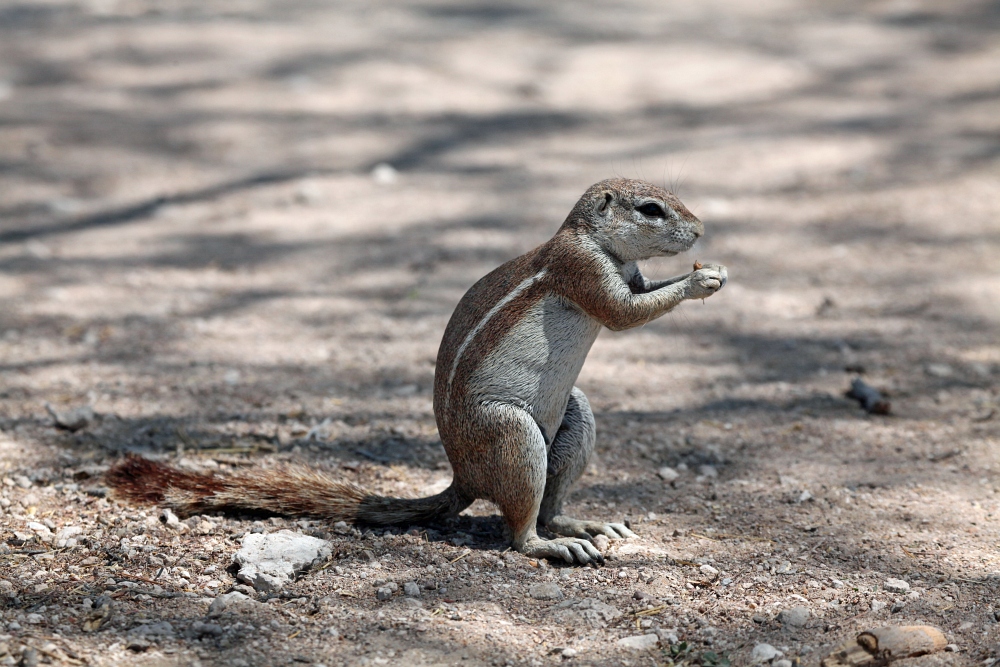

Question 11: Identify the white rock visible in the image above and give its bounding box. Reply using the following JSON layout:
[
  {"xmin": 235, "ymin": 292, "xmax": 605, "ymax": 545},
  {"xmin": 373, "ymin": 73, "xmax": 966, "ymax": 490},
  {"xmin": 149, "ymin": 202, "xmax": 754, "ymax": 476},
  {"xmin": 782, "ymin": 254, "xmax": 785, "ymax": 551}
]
[
  {"xmin": 27, "ymin": 521, "xmax": 51, "ymax": 535},
  {"xmin": 870, "ymin": 599, "xmax": 887, "ymax": 613},
  {"xmin": 234, "ymin": 530, "xmax": 333, "ymax": 593},
  {"xmin": 55, "ymin": 526, "xmax": 83, "ymax": 541},
  {"xmin": 161, "ymin": 508, "xmax": 181, "ymax": 527},
  {"xmin": 371, "ymin": 163, "xmax": 399, "ymax": 185},
  {"xmin": 208, "ymin": 592, "xmax": 258, "ymax": 617},
  {"xmin": 700, "ymin": 564, "xmax": 719, "ymax": 579},
  {"xmin": 617, "ymin": 634, "xmax": 659, "ymax": 650},
  {"xmin": 25, "ymin": 613, "xmax": 43, "ymax": 624},
  {"xmin": 751, "ymin": 643, "xmax": 783, "ymax": 664},
  {"xmin": 697, "ymin": 464, "xmax": 718, "ymax": 478},
  {"xmin": 830, "ymin": 578, "xmax": 845, "ymax": 589},
  {"xmin": 775, "ymin": 561, "xmax": 794, "ymax": 575},
  {"xmin": 883, "ymin": 578, "xmax": 910, "ymax": 594},
  {"xmin": 592, "ymin": 534, "xmax": 610, "ymax": 552},
  {"xmin": 657, "ymin": 467, "xmax": 679, "ymax": 482},
  {"xmin": 925, "ymin": 363, "xmax": 953, "ymax": 378},
  {"xmin": 774, "ymin": 660, "xmax": 793, "ymax": 667}
]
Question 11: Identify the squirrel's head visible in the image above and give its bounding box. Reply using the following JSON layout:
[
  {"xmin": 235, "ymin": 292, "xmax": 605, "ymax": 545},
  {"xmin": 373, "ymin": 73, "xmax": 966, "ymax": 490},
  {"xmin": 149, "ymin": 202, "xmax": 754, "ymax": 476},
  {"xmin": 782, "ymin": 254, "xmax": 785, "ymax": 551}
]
[{"xmin": 567, "ymin": 178, "xmax": 704, "ymax": 262}]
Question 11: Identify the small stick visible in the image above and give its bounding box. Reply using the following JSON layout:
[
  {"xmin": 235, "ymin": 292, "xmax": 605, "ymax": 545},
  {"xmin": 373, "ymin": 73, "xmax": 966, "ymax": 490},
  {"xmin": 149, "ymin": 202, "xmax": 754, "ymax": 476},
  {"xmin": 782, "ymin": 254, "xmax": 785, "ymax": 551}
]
[{"xmin": 845, "ymin": 378, "xmax": 891, "ymax": 415}]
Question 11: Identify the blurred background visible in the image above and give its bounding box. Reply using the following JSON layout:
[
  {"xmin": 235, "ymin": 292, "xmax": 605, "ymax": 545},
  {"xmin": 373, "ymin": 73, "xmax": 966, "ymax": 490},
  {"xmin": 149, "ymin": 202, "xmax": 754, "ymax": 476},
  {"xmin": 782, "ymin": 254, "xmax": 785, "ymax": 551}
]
[
  {"xmin": 1, "ymin": 0, "xmax": 1000, "ymax": 662},
  {"xmin": 0, "ymin": 0, "xmax": 1000, "ymax": 474},
  {"xmin": 2, "ymin": 0, "xmax": 998, "ymax": 439}
]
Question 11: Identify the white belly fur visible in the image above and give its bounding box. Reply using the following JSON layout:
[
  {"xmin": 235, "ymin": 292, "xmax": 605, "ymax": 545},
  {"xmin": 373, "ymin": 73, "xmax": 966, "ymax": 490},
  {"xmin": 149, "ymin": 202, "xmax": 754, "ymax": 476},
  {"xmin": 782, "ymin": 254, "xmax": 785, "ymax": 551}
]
[{"xmin": 469, "ymin": 295, "xmax": 601, "ymax": 442}]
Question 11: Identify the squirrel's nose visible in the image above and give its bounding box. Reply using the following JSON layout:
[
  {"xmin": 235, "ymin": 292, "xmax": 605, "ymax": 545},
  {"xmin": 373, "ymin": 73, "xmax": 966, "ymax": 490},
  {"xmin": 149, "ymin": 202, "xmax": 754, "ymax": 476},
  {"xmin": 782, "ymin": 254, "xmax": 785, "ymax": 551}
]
[{"xmin": 692, "ymin": 219, "xmax": 704, "ymax": 238}]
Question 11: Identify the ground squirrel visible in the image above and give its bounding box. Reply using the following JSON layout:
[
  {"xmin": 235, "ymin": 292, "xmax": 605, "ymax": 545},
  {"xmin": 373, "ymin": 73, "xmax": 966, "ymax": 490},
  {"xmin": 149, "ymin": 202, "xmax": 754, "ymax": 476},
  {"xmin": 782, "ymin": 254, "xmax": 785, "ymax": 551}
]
[{"xmin": 108, "ymin": 178, "xmax": 728, "ymax": 565}]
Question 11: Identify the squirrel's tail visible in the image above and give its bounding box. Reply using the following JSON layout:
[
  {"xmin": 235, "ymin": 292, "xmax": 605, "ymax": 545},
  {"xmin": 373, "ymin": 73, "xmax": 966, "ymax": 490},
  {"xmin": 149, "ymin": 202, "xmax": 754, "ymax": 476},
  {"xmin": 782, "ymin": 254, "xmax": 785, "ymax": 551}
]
[{"xmin": 106, "ymin": 455, "xmax": 469, "ymax": 525}]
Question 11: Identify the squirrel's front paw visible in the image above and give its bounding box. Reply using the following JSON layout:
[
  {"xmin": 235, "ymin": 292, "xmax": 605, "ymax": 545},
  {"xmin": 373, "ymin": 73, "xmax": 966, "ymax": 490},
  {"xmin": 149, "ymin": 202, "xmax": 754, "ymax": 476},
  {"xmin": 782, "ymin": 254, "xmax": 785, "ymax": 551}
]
[{"xmin": 686, "ymin": 263, "xmax": 728, "ymax": 300}]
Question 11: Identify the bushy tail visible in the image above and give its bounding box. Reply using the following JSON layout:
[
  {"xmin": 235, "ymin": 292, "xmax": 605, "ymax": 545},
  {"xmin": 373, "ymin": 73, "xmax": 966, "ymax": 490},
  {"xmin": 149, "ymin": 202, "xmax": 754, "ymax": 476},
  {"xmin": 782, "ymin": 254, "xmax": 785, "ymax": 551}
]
[{"xmin": 106, "ymin": 455, "xmax": 468, "ymax": 525}]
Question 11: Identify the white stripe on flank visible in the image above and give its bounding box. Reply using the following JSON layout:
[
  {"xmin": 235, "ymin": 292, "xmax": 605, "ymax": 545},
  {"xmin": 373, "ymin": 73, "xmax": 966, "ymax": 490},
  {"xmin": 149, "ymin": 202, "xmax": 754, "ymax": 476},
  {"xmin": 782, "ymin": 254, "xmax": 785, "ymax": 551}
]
[{"xmin": 446, "ymin": 269, "xmax": 548, "ymax": 403}]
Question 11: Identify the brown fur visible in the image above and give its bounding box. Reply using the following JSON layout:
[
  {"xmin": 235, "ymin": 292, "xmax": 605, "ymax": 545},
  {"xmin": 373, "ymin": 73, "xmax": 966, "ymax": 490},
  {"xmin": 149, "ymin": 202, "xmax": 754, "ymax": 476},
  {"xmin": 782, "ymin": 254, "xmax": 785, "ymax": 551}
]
[
  {"xmin": 107, "ymin": 455, "xmax": 465, "ymax": 524},
  {"xmin": 106, "ymin": 178, "xmax": 726, "ymax": 564}
]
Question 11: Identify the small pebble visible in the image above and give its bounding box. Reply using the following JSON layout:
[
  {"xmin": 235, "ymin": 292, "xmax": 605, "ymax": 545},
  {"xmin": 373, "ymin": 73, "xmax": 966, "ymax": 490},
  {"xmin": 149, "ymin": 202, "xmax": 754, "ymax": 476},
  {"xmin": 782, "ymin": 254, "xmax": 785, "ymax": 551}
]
[
  {"xmin": 190, "ymin": 621, "xmax": 223, "ymax": 637},
  {"xmin": 19, "ymin": 648, "xmax": 39, "ymax": 667},
  {"xmin": 697, "ymin": 464, "xmax": 718, "ymax": 478},
  {"xmin": 529, "ymin": 583, "xmax": 563, "ymax": 600},
  {"xmin": 657, "ymin": 467, "xmax": 679, "ymax": 483},
  {"xmin": 883, "ymin": 578, "xmax": 910, "ymax": 594},
  {"xmin": 376, "ymin": 586, "xmax": 394, "ymax": 601},
  {"xmin": 870, "ymin": 600, "xmax": 887, "ymax": 613},
  {"xmin": 750, "ymin": 643, "xmax": 782, "ymax": 663},
  {"xmin": 699, "ymin": 564, "xmax": 719, "ymax": 580},
  {"xmin": 403, "ymin": 582, "xmax": 420, "ymax": 598},
  {"xmin": 774, "ymin": 661, "xmax": 793, "ymax": 667},
  {"xmin": 776, "ymin": 606, "xmax": 809, "ymax": 627},
  {"xmin": 592, "ymin": 534, "xmax": 610, "ymax": 552},
  {"xmin": 617, "ymin": 634, "xmax": 659, "ymax": 650}
]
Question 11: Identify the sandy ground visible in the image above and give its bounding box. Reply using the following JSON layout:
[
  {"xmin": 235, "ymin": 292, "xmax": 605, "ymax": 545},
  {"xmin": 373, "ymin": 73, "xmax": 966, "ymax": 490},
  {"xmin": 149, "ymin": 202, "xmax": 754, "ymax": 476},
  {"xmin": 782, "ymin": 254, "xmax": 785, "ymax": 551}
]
[{"xmin": 1, "ymin": 0, "xmax": 1000, "ymax": 665}]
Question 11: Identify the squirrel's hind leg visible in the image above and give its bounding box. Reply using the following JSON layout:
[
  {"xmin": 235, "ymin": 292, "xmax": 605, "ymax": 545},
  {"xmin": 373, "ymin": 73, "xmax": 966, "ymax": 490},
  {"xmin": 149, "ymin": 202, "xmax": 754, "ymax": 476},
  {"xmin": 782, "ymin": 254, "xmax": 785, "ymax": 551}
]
[
  {"xmin": 539, "ymin": 388, "xmax": 636, "ymax": 542},
  {"xmin": 460, "ymin": 400, "xmax": 602, "ymax": 565}
]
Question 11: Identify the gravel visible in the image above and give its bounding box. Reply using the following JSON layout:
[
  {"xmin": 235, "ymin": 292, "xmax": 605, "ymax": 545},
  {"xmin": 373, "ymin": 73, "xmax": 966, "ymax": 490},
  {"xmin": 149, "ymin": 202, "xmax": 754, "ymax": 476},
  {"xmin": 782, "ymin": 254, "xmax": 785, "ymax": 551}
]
[
  {"xmin": 1, "ymin": 1, "xmax": 999, "ymax": 665},
  {"xmin": 551, "ymin": 598, "xmax": 622, "ymax": 628}
]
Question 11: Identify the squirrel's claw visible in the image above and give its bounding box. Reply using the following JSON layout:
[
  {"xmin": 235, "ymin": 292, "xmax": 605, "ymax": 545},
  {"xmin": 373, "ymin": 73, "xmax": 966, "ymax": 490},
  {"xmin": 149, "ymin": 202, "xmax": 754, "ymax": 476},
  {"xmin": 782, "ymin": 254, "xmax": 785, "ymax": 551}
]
[
  {"xmin": 522, "ymin": 536, "xmax": 604, "ymax": 565},
  {"xmin": 603, "ymin": 523, "xmax": 637, "ymax": 539}
]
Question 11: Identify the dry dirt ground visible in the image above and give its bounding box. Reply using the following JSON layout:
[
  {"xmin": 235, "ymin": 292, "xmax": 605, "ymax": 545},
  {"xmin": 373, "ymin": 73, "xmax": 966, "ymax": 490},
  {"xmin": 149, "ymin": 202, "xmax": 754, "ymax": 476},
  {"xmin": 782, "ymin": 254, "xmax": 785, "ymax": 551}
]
[{"xmin": 2, "ymin": 0, "xmax": 1000, "ymax": 665}]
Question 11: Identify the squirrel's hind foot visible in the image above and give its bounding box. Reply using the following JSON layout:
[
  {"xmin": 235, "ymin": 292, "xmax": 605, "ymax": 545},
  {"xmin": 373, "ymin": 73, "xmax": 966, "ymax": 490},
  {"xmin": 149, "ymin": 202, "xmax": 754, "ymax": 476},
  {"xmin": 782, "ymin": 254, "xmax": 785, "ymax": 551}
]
[
  {"xmin": 520, "ymin": 535, "xmax": 604, "ymax": 565},
  {"xmin": 546, "ymin": 515, "xmax": 636, "ymax": 541}
]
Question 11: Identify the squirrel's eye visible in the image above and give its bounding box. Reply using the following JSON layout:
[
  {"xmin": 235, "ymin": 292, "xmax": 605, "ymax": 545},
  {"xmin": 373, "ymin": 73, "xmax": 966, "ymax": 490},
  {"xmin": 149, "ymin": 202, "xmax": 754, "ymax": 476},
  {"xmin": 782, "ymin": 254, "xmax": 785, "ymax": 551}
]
[{"xmin": 637, "ymin": 203, "xmax": 666, "ymax": 218}]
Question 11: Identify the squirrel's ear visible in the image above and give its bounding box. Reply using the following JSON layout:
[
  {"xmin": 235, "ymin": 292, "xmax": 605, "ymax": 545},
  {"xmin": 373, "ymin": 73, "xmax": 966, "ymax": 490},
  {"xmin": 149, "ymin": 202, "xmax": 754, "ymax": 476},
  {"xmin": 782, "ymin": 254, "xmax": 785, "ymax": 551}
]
[{"xmin": 596, "ymin": 191, "xmax": 614, "ymax": 215}]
